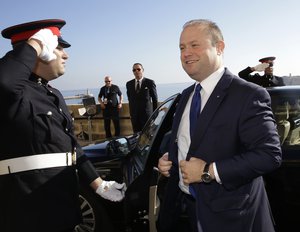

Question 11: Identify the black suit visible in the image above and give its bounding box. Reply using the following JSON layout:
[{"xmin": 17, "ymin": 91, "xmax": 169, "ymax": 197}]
[{"xmin": 126, "ymin": 77, "xmax": 158, "ymax": 133}]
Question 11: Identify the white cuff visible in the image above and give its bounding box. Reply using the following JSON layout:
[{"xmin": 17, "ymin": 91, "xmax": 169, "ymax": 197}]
[{"xmin": 213, "ymin": 162, "xmax": 222, "ymax": 184}]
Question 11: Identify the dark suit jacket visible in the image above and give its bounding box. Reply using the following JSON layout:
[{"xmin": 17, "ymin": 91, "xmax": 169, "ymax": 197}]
[
  {"xmin": 160, "ymin": 69, "xmax": 282, "ymax": 232},
  {"xmin": 126, "ymin": 77, "xmax": 158, "ymax": 132}
]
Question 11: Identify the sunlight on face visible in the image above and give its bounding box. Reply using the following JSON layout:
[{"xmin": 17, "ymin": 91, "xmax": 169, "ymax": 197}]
[
  {"xmin": 47, "ymin": 46, "xmax": 68, "ymax": 80},
  {"xmin": 179, "ymin": 25, "xmax": 223, "ymax": 82}
]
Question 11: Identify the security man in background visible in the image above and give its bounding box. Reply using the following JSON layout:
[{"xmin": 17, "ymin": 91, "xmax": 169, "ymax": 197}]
[
  {"xmin": 98, "ymin": 76, "xmax": 123, "ymax": 138},
  {"xmin": 238, "ymin": 56, "xmax": 285, "ymax": 87},
  {"xmin": 126, "ymin": 63, "xmax": 158, "ymax": 133},
  {"xmin": 0, "ymin": 19, "xmax": 125, "ymax": 232}
]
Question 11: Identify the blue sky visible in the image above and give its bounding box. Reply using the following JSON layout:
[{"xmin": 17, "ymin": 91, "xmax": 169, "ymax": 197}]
[{"xmin": 1, "ymin": 0, "xmax": 300, "ymax": 90}]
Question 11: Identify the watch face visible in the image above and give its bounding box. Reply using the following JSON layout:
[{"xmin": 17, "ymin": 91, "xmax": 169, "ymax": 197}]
[{"xmin": 201, "ymin": 173, "xmax": 212, "ymax": 183}]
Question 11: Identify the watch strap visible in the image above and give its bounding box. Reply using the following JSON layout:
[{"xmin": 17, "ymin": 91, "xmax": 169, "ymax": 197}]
[{"xmin": 203, "ymin": 163, "xmax": 210, "ymax": 173}]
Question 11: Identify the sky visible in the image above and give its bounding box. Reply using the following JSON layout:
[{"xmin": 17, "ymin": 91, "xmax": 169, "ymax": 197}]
[{"xmin": 1, "ymin": 0, "xmax": 300, "ymax": 91}]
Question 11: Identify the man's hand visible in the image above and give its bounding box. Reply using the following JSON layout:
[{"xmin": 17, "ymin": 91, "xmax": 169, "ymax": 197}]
[
  {"xmin": 253, "ymin": 63, "xmax": 270, "ymax": 72},
  {"xmin": 100, "ymin": 102, "xmax": 106, "ymax": 109},
  {"xmin": 158, "ymin": 153, "xmax": 172, "ymax": 177},
  {"xmin": 30, "ymin": 28, "xmax": 58, "ymax": 62},
  {"xmin": 96, "ymin": 180, "xmax": 126, "ymax": 202},
  {"xmin": 179, "ymin": 157, "xmax": 206, "ymax": 185}
]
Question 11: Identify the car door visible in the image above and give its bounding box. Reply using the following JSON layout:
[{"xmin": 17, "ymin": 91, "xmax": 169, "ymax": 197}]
[{"xmin": 122, "ymin": 93, "xmax": 181, "ymax": 231}]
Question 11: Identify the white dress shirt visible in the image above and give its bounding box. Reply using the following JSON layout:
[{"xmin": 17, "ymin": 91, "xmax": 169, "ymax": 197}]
[{"xmin": 178, "ymin": 67, "xmax": 225, "ymax": 194}]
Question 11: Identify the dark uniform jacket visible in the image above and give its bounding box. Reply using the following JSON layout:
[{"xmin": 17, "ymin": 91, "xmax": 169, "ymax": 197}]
[
  {"xmin": 0, "ymin": 44, "xmax": 99, "ymax": 232},
  {"xmin": 158, "ymin": 69, "xmax": 282, "ymax": 232},
  {"xmin": 238, "ymin": 66, "xmax": 285, "ymax": 87},
  {"xmin": 126, "ymin": 77, "xmax": 158, "ymax": 132}
]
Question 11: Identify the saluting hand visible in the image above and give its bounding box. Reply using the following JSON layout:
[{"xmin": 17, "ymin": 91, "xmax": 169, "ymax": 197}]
[
  {"xmin": 30, "ymin": 28, "xmax": 58, "ymax": 62},
  {"xmin": 253, "ymin": 63, "xmax": 270, "ymax": 72}
]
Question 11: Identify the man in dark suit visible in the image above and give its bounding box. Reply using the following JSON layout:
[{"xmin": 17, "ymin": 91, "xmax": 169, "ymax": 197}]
[
  {"xmin": 158, "ymin": 19, "xmax": 282, "ymax": 232},
  {"xmin": 238, "ymin": 56, "xmax": 285, "ymax": 87},
  {"xmin": 126, "ymin": 63, "xmax": 158, "ymax": 133},
  {"xmin": 0, "ymin": 19, "xmax": 125, "ymax": 232}
]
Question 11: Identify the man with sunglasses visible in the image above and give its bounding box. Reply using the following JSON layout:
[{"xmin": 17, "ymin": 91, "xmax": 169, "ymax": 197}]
[
  {"xmin": 98, "ymin": 76, "xmax": 123, "ymax": 138},
  {"xmin": 126, "ymin": 63, "xmax": 158, "ymax": 133}
]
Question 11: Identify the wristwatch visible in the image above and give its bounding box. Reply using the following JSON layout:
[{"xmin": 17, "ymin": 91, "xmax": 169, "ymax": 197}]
[{"xmin": 201, "ymin": 163, "xmax": 212, "ymax": 183}]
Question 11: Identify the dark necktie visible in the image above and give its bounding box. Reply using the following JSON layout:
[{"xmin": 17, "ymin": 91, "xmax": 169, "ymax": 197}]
[
  {"xmin": 189, "ymin": 83, "xmax": 201, "ymax": 199},
  {"xmin": 136, "ymin": 80, "xmax": 140, "ymax": 93},
  {"xmin": 189, "ymin": 83, "xmax": 202, "ymax": 137}
]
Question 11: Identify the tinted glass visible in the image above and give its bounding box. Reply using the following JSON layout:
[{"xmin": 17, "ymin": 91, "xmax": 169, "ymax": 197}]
[
  {"xmin": 134, "ymin": 97, "xmax": 176, "ymax": 170},
  {"xmin": 269, "ymin": 87, "xmax": 300, "ymax": 148}
]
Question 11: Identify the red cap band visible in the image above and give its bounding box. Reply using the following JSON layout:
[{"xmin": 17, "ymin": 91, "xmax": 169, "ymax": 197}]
[{"xmin": 10, "ymin": 26, "xmax": 61, "ymax": 44}]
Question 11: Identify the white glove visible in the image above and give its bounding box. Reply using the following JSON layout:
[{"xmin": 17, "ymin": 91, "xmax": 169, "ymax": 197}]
[
  {"xmin": 96, "ymin": 180, "xmax": 126, "ymax": 202},
  {"xmin": 30, "ymin": 29, "xmax": 58, "ymax": 62},
  {"xmin": 253, "ymin": 63, "xmax": 269, "ymax": 72}
]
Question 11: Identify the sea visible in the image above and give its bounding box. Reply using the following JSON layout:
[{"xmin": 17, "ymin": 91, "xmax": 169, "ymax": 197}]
[{"xmin": 62, "ymin": 82, "xmax": 194, "ymax": 105}]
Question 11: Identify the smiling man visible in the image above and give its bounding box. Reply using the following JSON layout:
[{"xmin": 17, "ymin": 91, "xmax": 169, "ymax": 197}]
[{"xmin": 157, "ymin": 19, "xmax": 282, "ymax": 232}]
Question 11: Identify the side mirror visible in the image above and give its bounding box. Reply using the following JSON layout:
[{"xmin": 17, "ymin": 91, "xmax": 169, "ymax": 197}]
[{"xmin": 107, "ymin": 137, "xmax": 130, "ymax": 156}]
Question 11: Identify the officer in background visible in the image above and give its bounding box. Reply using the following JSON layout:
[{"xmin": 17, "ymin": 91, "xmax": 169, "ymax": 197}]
[
  {"xmin": 238, "ymin": 56, "xmax": 285, "ymax": 87},
  {"xmin": 0, "ymin": 19, "xmax": 126, "ymax": 232},
  {"xmin": 98, "ymin": 76, "xmax": 123, "ymax": 138}
]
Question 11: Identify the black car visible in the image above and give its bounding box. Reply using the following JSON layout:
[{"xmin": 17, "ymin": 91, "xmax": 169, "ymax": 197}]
[{"xmin": 75, "ymin": 86, "xmax": 300, "ymax": 232}]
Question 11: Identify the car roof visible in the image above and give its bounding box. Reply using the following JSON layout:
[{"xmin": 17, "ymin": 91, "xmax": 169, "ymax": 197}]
[
  {"xmin": 267, "ymin": 85, "xmax": 300, "ymax": 90},
  {"xmin": 267, "ymin": 85, "xmax": 300, "ymax": 94}
]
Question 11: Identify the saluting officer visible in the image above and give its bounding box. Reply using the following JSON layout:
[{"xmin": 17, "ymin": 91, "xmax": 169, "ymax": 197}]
[
  {"xmin": 0, "ymin": 19, "xmax": 126, "ymax": 232},
  {"xmin": 238, "ymin": 56, "xmax": 285, "ymax": 87}
]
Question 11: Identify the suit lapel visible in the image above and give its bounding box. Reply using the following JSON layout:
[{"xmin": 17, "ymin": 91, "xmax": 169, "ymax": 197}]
[
  {"xmin": 169, "ymin": 84, "xmax": 194, "ymax": 163},
  {"xmin": 171, "ymin": 84, "xmax": 194, "ymax": 138},
  {"xmin": 140, "ymin": 78, "xmax": 145, "ymax": 88},
  {"xmin": 188, "ymin": 70, "xmax": 234, "ymax": 156},
  {"xmin": 130, "ymin": 79, "xmax": 138, "ymax": 96}
]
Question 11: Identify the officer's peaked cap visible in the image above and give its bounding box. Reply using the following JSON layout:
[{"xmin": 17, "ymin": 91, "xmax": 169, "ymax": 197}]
[
  {"xmin": 259, "ymin": 56, "xmax": 276, "ymax": 63},
  {"xmin": 1, "ymin": 19, "xmax": 71, "ymax": 48}
]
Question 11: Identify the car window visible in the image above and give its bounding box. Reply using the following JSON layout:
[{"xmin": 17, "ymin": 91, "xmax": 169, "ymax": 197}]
[
  {"xmin": 269, "ymin": 88, "xmax": 300, "ymax": 147},
  {"xmin": 134, "ymin": 96, "xmax": 176, "ymax": 169}
]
